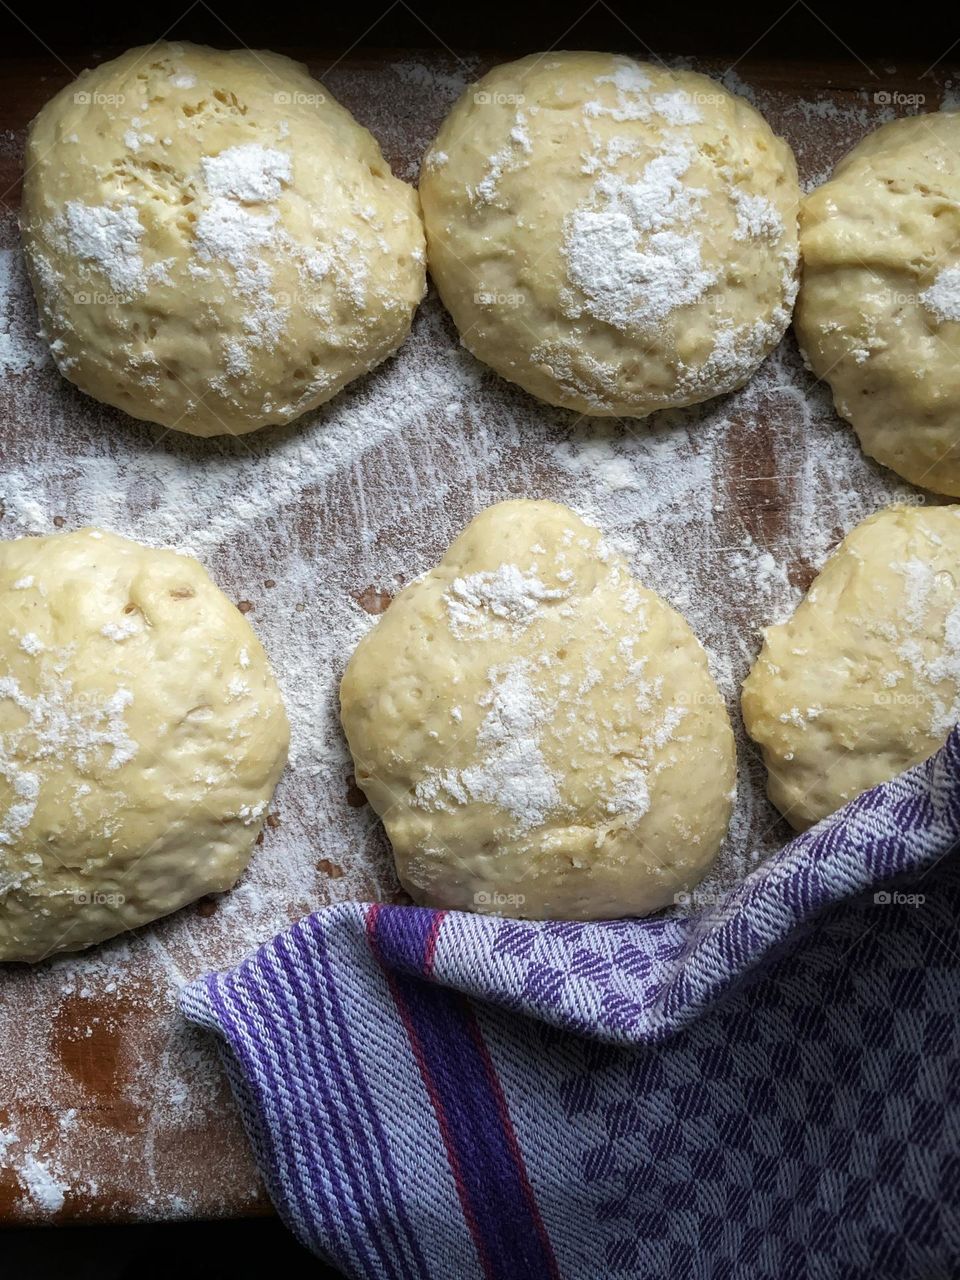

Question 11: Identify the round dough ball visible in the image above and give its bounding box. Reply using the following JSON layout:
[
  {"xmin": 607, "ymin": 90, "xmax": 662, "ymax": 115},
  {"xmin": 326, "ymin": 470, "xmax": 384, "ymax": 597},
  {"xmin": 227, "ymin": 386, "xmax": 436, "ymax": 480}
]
[
  {"xmin": 796, "ymin": 113, "xmax": 960, "ymax": 495},
  {"xmin": 21, "ymin": 42, "xmax": 426, "ymax": 437},
  {"xmin": 420, "ymin": 52, "xmax": 799, "ymax": 418},
  {"xmin": 340, "ymin": 500, "xmax": 735, "ymax": 919},
  {"xmin": 0, "ymin": 528, "xmax": 289, "ymax": 962},
  {"xmin": 742, "ymin": 504, "xmax": 960, "ymax": 830}
]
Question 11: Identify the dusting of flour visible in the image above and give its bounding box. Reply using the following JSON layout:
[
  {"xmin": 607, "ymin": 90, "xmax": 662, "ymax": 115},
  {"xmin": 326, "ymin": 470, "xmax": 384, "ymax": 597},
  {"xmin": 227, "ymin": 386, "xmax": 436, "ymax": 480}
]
[
  {"xmin": 446, "ymin": 566, "xmax": 567, "ymax": 636},
  {"xmin": 921, "ymin": 265, "xmax": 960, "ymax": 323},
  {"xmin": 0, "ymin": 52, "xmax": 953, "ymax": 1223}
]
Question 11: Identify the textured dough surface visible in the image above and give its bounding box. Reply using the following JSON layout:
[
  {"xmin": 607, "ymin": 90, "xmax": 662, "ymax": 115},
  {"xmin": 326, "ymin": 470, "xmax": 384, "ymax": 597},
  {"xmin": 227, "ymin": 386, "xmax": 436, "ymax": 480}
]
[
  {"xmin": 21, "ymin": 41, "xmax": 426, "ymax": 437},
  {"xmin": 796, "ymin": 112, "xmax": 960, "ymax": 495},
  {"xmin": 340, "ymin": 500, "xmax": 735, "ymax": 919},
  {"xmin": 742, "ymin": 504, "xmax": 960, "ymax": 829},
  {"xmin": 420, "ymin": 52, "xmax": 799, "ymax": 418},
  {"xmin": 0, "ymin": 528, "xmax": 289, "ymax": 961}
]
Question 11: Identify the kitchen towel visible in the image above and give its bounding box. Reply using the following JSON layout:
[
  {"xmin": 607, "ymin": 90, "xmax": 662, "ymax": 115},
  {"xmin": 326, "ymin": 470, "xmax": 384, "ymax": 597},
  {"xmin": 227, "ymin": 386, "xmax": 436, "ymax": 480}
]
[{"xmin": 182, "ymin": 726, "xmax": 960, "ymax": 1279}]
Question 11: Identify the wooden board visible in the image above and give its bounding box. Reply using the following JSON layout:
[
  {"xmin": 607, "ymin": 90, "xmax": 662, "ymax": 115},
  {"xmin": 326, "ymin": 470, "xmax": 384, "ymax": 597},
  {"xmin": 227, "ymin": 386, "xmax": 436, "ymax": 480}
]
[{"xmin": 0, "ymin": 47, "xmax": 954, "ymax": 1223}]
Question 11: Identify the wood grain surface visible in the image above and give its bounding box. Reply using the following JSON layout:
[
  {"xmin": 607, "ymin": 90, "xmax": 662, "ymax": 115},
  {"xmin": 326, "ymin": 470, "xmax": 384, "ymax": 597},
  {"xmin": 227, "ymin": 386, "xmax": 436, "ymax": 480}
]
[{"xmin": 0, "ymin": 46, "xmax": 953, "ymax": 1224}]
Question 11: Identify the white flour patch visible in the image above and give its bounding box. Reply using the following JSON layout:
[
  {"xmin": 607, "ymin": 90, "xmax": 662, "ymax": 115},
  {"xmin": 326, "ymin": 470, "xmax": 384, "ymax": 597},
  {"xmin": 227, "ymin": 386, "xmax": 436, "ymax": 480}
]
[
  {"xmin": 565, "ymin": 145, "xmax": 713, "ymax": 330},
  {"xmin": 446, "ymin": 565, "xmax": 567, "ymax": 635},
  {"xmin": 606, "ymin": 767, "xmax": 651, "ymax": 821},
  {"xmin": 921, "ymin": 266, "xmax": 960, "ymax": 323},
  {"xmin": 417, "ymin": 661, "xmax": 562, "ymax": 829},
  {"xmin": 1, "ymin": 1134, "xmax": 69, "ymax": 1213},
  {"xmin": 61, "ymin": 201, "xmax": 146, "ymax": 296},
  {"xmin": 732, "ymin": 189, "xmax": 783, "ymax": 241},
  {"xmin": 194, "ymin": 198, "xmax": 277, "ymax": 268},
  {"xmin": 201, "ymin": 144, "xmax": 292, "ymax": 204}
]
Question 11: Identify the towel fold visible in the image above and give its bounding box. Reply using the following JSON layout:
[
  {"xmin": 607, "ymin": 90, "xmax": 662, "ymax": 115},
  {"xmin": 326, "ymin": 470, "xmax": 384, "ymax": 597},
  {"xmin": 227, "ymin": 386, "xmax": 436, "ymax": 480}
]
[{"xmin": 183, "ymin": 727, "xmax": 960, "ymax": 1279}]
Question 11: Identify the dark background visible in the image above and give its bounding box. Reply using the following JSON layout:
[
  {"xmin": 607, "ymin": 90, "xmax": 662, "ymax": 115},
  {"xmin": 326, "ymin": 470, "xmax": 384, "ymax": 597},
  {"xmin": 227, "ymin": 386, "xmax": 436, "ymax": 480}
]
[
  {"xmin": 0, "ymin": 0, "xmax": 953, "ymax": 64},
  {"xmin": 2, "ymin": 0, "xmax": 958, "ymax": 1274},
  {"xmin": 4, "ymin": 1217, "xmax": 324, "ymax": 1275}
]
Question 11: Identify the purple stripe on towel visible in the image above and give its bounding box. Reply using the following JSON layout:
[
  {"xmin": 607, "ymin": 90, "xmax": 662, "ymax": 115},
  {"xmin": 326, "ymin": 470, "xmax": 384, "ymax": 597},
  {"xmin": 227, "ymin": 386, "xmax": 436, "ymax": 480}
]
[
  {"xmin": 292, "ymin": 918, "xmax": 432, "ymax": 1279},
  {"xmin": 277, "ymin": 925, "xmax": 412, "ymax": 1280},
  {"xmin": 369, "ymin": 904, "xmax": 560, "ymax": 1280},
  {"xmin": 368, "ymin": 904, "xmax": 447, "ymax": 973}
]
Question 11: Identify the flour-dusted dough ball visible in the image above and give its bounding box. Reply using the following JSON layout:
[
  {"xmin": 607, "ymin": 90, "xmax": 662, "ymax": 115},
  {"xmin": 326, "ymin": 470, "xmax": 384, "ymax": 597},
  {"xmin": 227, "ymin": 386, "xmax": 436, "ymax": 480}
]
[
  {"xmin": 742, "ymin": 505, "xmax": 960, "ymax": 830},
  {"xmin": 420, "ymin": 53, "xmax": 799, "ymax": 418},
  {"xmin": 21, "ymin": 42, "xmax": 426, "ymax": 437},
  {"xmin": 340, "ymin": 500, "xmax": 735, "ymax": 919},
  {"xmin": 0, "ymin": 528, "xmax": 289, "ymax": 962},
  {"xmin": 797, "ymin": 113, "xmax": 960, "ymax": 495}
]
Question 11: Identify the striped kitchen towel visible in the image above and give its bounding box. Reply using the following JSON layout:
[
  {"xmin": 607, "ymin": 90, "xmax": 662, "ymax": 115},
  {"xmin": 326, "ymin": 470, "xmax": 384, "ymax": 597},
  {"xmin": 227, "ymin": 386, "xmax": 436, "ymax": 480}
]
[{"xmin": 182, "ymin": 726, "xmax": 960, "ymax": 1279}]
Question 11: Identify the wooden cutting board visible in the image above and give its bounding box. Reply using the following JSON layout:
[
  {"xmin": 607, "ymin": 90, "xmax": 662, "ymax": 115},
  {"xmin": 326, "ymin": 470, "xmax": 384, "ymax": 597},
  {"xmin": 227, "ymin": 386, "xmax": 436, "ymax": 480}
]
[{"xmin": 0, "ymin": 47, "xmax": 951, "ymax": 1223}]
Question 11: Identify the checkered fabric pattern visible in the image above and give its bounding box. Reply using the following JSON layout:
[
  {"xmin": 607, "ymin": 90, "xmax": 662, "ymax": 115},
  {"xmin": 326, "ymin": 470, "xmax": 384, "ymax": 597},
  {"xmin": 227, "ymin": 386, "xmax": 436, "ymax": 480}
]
[{"xmin": 182, "ymin": 727, "xmax": 960, "ymax": 1279}]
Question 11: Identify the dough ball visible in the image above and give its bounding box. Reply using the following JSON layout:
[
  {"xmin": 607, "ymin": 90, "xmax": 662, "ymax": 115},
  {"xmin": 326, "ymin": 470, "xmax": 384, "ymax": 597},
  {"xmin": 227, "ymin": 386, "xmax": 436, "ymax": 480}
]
[
  {"xmin": 340, "ymin": 500, "xmax": 735, "ymax": 919},
  {"xmin": 742, "ymin": 504, "xmax": 960, "ymax": 830},
  {"xmin": 21, "ymin": 42, "xmax": 426, "ymax": 437},
  {"xmin": 0, "ymin": 528, "xmax": 289, "ymax": 962},
  {"xmin": 420, "ymin": 52, "xmax": 799, "ymax": 418},
  {"xmin": 796, "ymin": 113, "xmax": 960, "ymax": 495}
]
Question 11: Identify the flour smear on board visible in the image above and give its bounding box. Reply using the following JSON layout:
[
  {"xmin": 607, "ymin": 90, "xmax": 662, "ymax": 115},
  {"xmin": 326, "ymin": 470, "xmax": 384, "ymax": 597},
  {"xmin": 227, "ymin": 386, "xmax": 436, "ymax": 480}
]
[{"xmin": 0, "ymin": 56, "xmax": 948, "ymax": 1217}]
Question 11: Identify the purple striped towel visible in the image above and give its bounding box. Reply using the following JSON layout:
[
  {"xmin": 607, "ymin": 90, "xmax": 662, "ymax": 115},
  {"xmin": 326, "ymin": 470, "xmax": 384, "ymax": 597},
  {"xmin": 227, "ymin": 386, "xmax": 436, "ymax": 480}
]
[{"xmin": 182, "ymin": 727, "xmax": 960, "ymax": 1279}]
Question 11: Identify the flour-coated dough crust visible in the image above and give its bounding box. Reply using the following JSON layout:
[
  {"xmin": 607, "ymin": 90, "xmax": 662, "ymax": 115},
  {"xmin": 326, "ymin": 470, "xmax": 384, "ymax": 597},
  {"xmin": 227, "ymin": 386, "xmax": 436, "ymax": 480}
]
[
  {"xmin": 341, "ymin": 500, "xmax": 736, "ymax": 919},
  {"xmin": 742, "ymin": 504, "xmax": 960, "ymax": 829},
  {"xmin": 420, "ymin": 52, "xmax": 799, "ymax": 418},
  {"xmin": 796, "ymin": 112, "xmax": 960, "ymax": 495},
  {"xmin": 21, "ymin": 42, "xmax": 426, "ymax": 436},
  {"xmin": 0, "ymin": 528, "xmax": 289, "ymax": 961}
]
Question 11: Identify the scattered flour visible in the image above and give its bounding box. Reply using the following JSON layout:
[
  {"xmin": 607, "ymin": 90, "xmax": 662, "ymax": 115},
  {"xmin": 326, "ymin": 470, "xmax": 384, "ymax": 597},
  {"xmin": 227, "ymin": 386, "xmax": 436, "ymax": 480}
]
[
  {"xmin": 474, "ymin": 110, "xmax": 532, "ymax": 204},
  {"xmin": 0, "ymin": 52, "xmax": 950, "ymax": 1222},
  {"xmin": 101, "ymin": 619, "xmax": 140, "ymax": 641},
  {"xmin": 417, "ymin": 661, "xmax": 561, "ymax": 829},
  {"xmin": 0, "ymin": 249, "xmax": 50, "ymax": 375},
  {"xmin": 0, "ymin": 669, "xmax": 137, "ymax": 847}
]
